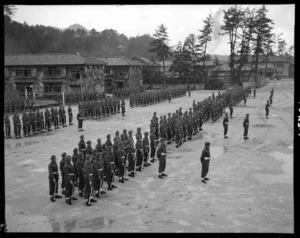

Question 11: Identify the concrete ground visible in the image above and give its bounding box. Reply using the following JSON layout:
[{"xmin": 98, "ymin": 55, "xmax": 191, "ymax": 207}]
[{"xmin": 5, "ymin": 79, "xmax": 293, "ymax": 232}]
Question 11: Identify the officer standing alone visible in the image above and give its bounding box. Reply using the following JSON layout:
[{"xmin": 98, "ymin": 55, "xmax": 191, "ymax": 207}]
[{"xmin": 200, "ymin": 142, "xmax": 211, "ymax": 184}]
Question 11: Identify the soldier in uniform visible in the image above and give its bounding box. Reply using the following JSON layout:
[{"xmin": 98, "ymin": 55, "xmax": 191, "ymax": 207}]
[
  {"xmin": 229, "ymin": 103, "xmax": 234, "ymax": 118},
  {"xmin": 40, "ymin": 111, "xmax": 45, "ymax": 132},
  {"xmin": 15, "ymin": 113, "xmax": 22, "ymax": 139},
  {"xmin": 200, "ymin": 142, "xmax": 211, "ymax": 184},
  {"xmin": 76, "ymin": 152, "xmax": 85, "ymax": 197},
  {"xmin": 117, "ymin": 141, "xmax": 128, "ymax": 183},
  {"xmin": 95, "ymin": 139, "xmax": 102, "ymax": 153},
  {"xmin": 135, "ymin": 135, "xmax": 143, "ymax": 172},
  {"xmin": 157, "ymin": 138, "xmax": 168, "ymax": 179},
  {"xmin": 64, "ymin": 155, "xmax": 78, "ymax": 205},
  {"xmin": 54, "ymin": 108, "xmax": 59, "ymax": 129},
  {"xmin": 121, "ymin": 99, "xmax": 125, "ymax": 116},
  {"xmin": 265, "ymin": 100, "xmax": 270, "ymax": 119},
  {"xmin": 48, "ymin": 155, "xmax": 62, "ymax": 202},
  {"xmin": 62, "ymin": 107, "xmax": 67, "ymax": 127},
  {"xmin": 126, "ymin": 140, "xmax": 136, "ymax": 177},
  {"xmin": 72, "ymin": 148, "xmax": 79, "ymax": 187},
  {"xmin": 150, "ymin": 128, "xmax": 156, "ymax": 163},
  {"xmin": 77, "ymin": 109, "xmax": 84, "ymax": 132},
  {"xmin": 5, "ymin": 114, "xmax": 12, "ymax": 139},
  {"xmin": 243, "ymin": 113, "xmax": 250, "ymax": 140},
  {"xmin": 223, "ymin": 112, "xmax": 229, "ymax": 139},
  {"xmin": 84, "ymin": 155, "xmax": 97, "ymax": 206},
  {"xmin": 136, "ymin": 127, "xmax": 142, "ymax": 141},
  {"xmin": 142, "ymin": 132, "xmax": 151, "ymax": 167},
  {"xmin": 106, "ymin": 145, "xmax": 118, "ymax": 190},
  {"xmin": 59, "ymin": 152, "xmax": 67, "ymax": 195},
  {"xmin": 78, "ymin": 135, "xmax": 86, "ymax": 159},
  {"xmin": 85, "ymin": 140, "xmax": 93, "ymax": 156},
  {"xmin": 22, "ymin": 112, "xmax": 27, "ymax": 137},
  {"xmin": 253, "ymin": 89, "xmax": 256, "ymax": 99}
]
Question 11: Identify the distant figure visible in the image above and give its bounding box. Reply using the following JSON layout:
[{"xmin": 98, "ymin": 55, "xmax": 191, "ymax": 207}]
[
  {"xmin": 229, "ymin": 104, "xmax": 234, "ymax": 118},
  {"xmin": 121, "ymin": 99, "xmax": 125, "ymax": 116},
  {"xmin": 265, "ymin": 100, "xmax": 270, "ymax": 119},
  {"xmin": 157, "ymin": 138, "xmax": 168, "ymax": 179},
  {"xmin": 77, "ymin": 110, "xmax": 84, "ymax": 132},
  {"xmin": 269, "ymin": 94, "xmax": 273, "ymax": 106},
  {"xmin": 223, "ymin": 112, "xmax": 229, "ymax": 139},
  {"xmin": 200, "ymin": 142, "xmax": 211, "ymax": 184},
  {"xmin": 188, "ymin": 90, "xmax": 191, "ymax": 98},
  {"xmin": 253, "ymin": 89, "xmax": 256, "ymax": 99},
  {"xmin": 243, "ymin": 113, "xmax": 250, "ymax": 140},
  {"xmin": 168, "ymin": 92, "xmax": 172, "ymax": 103},
  {"xmin": 243, "ymin": 96, "xmax": 247, "ymax": 105}
]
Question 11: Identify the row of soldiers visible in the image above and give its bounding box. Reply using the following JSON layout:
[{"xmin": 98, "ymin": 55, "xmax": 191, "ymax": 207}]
[
  {"xmin": 129, "ymin": 87, "xmax": 186, "ymax": 108},
  {"xmin": 149, "ymin": 86, "xmax": 249, "ymax": 148},
  {"xmin": 4, "ymin": 105, "xmax": 74, "ymax": 139},
  {"xmin": 49, "ymin": 127, "xmax": 164, "ymax": 206},
  {"xmin": 4, "ymin": 98, "xmax": 35, "ymax": 115},
  {"xmin": 54, "ymin": 92, "xmax": 106, "ymax": 105},
  {"xmin": 112, "ymin": 86, "xmax": 146, "ymax": 99},
  {"xmin": 78, "ymin": 98, "xmax": 125, "ymax": 119}
]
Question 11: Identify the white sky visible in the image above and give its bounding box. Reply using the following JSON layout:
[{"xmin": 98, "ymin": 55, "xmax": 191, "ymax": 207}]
[{"xmin": 11, "ymin": 4, "xmax": 295, "ymax": 55}]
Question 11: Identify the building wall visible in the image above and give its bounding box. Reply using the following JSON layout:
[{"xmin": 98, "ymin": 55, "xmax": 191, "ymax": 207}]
[
  {"xmin": 4, "ymin": 64, "xmax": 106, "ymax": 97},
  {"xmin": 128, "ymin": 66, "xmax": 143, "ymax": 87}
]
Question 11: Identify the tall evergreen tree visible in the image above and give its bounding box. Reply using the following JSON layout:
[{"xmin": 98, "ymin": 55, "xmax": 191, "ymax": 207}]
[
  {"xmin": 149, "ymin": 24, "xmax": 172, "ymax": 87},
  {"xmin": 198, "ymin": 12, "xmax": 214, "ymax": 83}
]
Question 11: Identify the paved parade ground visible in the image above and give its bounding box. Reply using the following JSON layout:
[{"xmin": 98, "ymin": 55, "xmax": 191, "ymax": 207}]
[{"xmin": 5, "ymin": 79, "xmax": 294, "ymax": 232}]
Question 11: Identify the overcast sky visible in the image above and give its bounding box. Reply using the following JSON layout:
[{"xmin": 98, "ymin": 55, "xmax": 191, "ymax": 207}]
[{"xmin": 11, "ymin": 4, "xmax": 295, "ymax": 55}]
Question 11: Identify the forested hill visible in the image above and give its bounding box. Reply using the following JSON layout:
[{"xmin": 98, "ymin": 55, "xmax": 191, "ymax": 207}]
[{"xmin": 4, "ymin": 16, "xmax": 156, "ymax": 58}]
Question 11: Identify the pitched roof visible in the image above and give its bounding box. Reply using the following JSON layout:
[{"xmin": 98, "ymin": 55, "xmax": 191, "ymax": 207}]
[
  {"xmin": 5, "ymin": 52, "xmax": 107, "ymax": 66},
  {"xmin": 96, "ymin": 56, "xmax": 144, "ymax": 66},
  {"xmin": 158, "ymin": 60, "xmax": 173, "ymax": 67},
  {"xmin": 131, "ymin": 56, "xmax": 161, "ymax": 66}
]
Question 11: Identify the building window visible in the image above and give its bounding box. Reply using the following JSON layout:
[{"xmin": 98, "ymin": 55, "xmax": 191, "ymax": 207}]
[
  {"xmin": 105, "ymin": 68, "xmax": 111, "ymax": 75},
  {"xmin": 44, "ymin": 84, "xmax": 61, "ymax": 93},
  {"xmin": 71, "ymin": 71, "xmax": 80, "ymax": 79},
  {"xmin": 44, "ymin": 67, "xmax": 61, "ymax": 77},
  {"xmin": 118, "ymin": 72, "xmax": 126, "ymax": 77},
  {"xmin": 16, "ymin": 68, "xmax": 31, "ymax": 78},
  {"xmin": 53, "ymin": 84, "xmax": 61, "ymax": 93}
]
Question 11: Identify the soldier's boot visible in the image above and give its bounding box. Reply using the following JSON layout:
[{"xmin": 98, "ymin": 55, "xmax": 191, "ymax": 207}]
[
  {"xmin": 86, "ymin": 200, "xmax": 92, "ymax": 206},
  {"xmin": 128, "ymin": 172, "xmax": 134, "ymax": 177},
  {"xmin": 111, "ymin": 184, "xmax": 117, "ymax": 188},
  {"xmin": 72, "ymin": 196, "xmax": 78, "ymax": 200},
  {"xmin": 62, "ymin": 188, "xmax": 65, "ymax": 195},
  {"xmin": 199, "ymin": 128, "xmax": 203, "ymax": 131},
  {"xmin": 146, "ymin": 162, "xmax": 151, "ymax": 166},
  {"xmin": 55, "ymin": 194, "xmax": 62, "ymax": 199},
  {"xmin": 124, "ymin": 176, "xmax": 129, "ymax": 181},
  {"xmin": 136, "ymin": 167, "xmax": 141, "ymax": 172},
  {"xmin": 95, "ymin": 190, "xmax": 100, "ymax": 198},
  {"xmin": 150, "ymin": 158, "xmax": 155, "ymax": 163},
  {"xmin": 79, "ymin": 191, "xmax": 83, "ymax": 197},
  {"xmin": 66, "ymin": 197, "xmax": 72, "ymax": 205},
  {"xmin": 119, "ymin": 177, "xmax": 124, "ymax": 183},
  {"xmin": 143, "ymin": 163, "xmax": 148, "ymax": 167},
  {"xmin": 90, "ymin": 197, "xmax": 97, "ymax": 202},
  {"xmin": 108, "ymin": 184, "xmax": 113, "ymax": 190},
  {"xmin": 176, "ymin": 143, "xmax": 179, "ymax": 148},
  {"xmin": 100, "ymin": 189, "xmax": 106, "ymax": 195},
  {"xmin": 50, "ymin": 196, "xmax": 56, "ymax": 202}
]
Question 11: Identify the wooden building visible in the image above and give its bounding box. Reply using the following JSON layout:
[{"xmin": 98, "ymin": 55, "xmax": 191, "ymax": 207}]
[{"xmin": 4, "ymin": 52, "xmax": 107, "ymax": 98}]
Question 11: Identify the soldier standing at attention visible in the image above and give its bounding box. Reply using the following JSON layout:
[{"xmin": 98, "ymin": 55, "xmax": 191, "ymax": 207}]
[
  {"xmin": 142, "ymin": 131, "xmax": 151, "ymax": 167},
  {"xmin": 48, "ymin": 155, "xmax": 62, "ymax": 202},
  {"xmin": 200, "ymin": 142, "xmax": 211, "ymax": 184},
  {"xmin": 60, "ymin": 152, "xmax": 67, "ymax": 195},
  {"xmin": 84, "ymin": 155, "xmax": 97, "ymax": 206},
  {"xmin": 22, "ymin": 112, "xmax": 27, "ymax": 137},
  {"xmin": 223, "ymin": 112, "xmax": 229, "ymax": 139},
  {"xmin": 117, "ymin": 141, "xmax": 127, "ymax": 183},
  {"xmin": 77, "ymin": 109, "xmax": 84, "ymax": 132},
  {"xmin": 121, "ymin": 99, "xmax": 125, "ymax": 116},
  {"xmin": 95, "ymin": 139, "xmax": 102, "ymax": 153},
  {"xmin": 85, "ymin": 140, "xmax": 93, "ymax": 157},
  {"xmin": 135, "ymin": 135, "xmax": 143, "ymax": 172},
  {"xmin": 157, "ymin": 138, "xmax": 167, "ymax": 179},
  {"xmin": 72, "ymin": 148, "xmax": 79, "ymax": 187},
  {"xmin": 265, "ymin": 100, "xmax": 270, "ymax": 119},
  {"xmin": 76, "ymin": 152, "xmax": 85, "ymax": 197},
  {"xmin": 64, "ymin": 155, "xmax": 78, "ymax": 205},
  {"xmin": 229, "ymin": 103, "xmax": 234, "ymax": 118},
  {"xmin": 243, "ymin": 95, "xmax": 247, "ymax": 106},
  {"xmin": 62, "ymin": 107, "xmax": 67, "ymax": 127},
  {"xmin": 150, "ymin": 128, "xmax": 156, "ymax": 163},
  {"xmin": 54, "ymin": 108, "xmax": 59, "ymax": 129},
  {"xmin": 243, "ymin": 113, "xmax": 250, "ymax": 140},
  {"xmin": 78, "ymin": 135, "xmax": 86, "ymax": 159},
  {"xmin": 5, "ymin": 114, "xmax": 12, "ymax": 139}
]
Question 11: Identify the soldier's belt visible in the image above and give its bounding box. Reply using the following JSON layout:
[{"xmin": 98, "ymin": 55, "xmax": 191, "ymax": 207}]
[
  {"xmin": 69, "ymin": 173, "xmax": 74, "ymax": 176},
  {"xmin": 111, "ymin": 162, "xmax": 115, "ymax": 164},
  {"xmin": 121, "ymin": 156, "xmax": 125, "ymax": 158},
  {"xmin": 98, "ymin": 169, "xmax": 103, "ymax": 171},
  {"xmin": 53, "ymin": 172, "xmax": 58, "ymax": 174},
  {"xmin": 89, "ymin": 173, "xmax": 93, "ymax": 176}
]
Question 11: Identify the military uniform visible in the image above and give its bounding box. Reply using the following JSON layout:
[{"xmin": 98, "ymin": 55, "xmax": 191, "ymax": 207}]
[
  {"xmin": 84, "ymin": 156, "xmax": 97, "ymax": 206},
  {"xmin": 265, "ymin": 101, "xmax": 270, "ymax": 119},
  {"xmin": 5, "ymin": 114, "xmax": 12, "ymax": 139},
  {"xmin": 200, "ymin": 142, "xmax": 211, "ymax": 183},
  {"xmin": 223, "ymin": 113, "xmax": 229, "ymax": 138},
  {"xmin": 48, "ymin": 155, "xmax": 62, "ymax": 202},
  {"xmin": 64, "ymin": 155, "xmax": 77, "ymax": 205},
  {"xmin": 76, "ymin": 152, "xmax": 85, "ymax": 197},
  {"xmin": 78, "ymin": 135, "xmax": 86, "ymax": 159},
  {"xmin": 59, "ymin": 152, "xmax": 67, "ymax": 195},
  {"xmin": 77, "ymin": 110, "xmax": 84, "ymax": 132},
  {"xmin": 157, "ymin": 138, "xmax": 167, "ymax": 178},
  {"xmin": 243, "ymin": 114, "xmax": 250, "ymax": 140},
  {"xmin": 142, "ymin": 132, "xmax": 151, "ymax": 167}
]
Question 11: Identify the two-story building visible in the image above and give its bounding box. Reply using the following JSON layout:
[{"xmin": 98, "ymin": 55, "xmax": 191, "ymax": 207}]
[
  {"xmin": 96, "ymin": 56, "xmax": 144, "ymax": 93},
  {"xmin": 4, "ymin": 52, "xmax": 107, "ymax": 98}
]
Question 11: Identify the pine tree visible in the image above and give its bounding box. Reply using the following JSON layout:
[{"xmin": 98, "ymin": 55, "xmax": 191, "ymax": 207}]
[
  {"xmin": 149, "ymin": 24, "xmax": 172, "ymax": 87},
  {"xmin": 198, "ymin": 12, "xmax": 214, "ymax": 84}
]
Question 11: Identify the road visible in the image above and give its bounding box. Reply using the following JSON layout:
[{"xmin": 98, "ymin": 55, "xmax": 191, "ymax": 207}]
[{"xmin": 5, "ymin": 79, "xmax": 294, "ymax": 232}]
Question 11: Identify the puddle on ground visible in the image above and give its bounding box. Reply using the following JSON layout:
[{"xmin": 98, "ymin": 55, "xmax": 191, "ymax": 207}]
[{"xmin": 254, "ymin": 151, "xmax": 293, "ymax": 184}]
